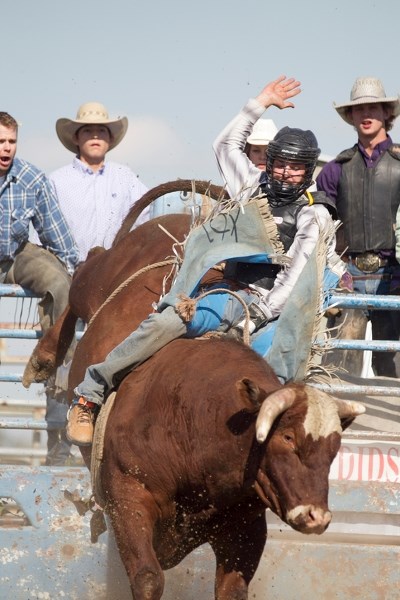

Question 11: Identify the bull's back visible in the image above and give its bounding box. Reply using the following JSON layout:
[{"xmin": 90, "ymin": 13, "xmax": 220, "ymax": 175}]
[{"xmin": 69, "ymin": 213, "xmax": 192, "ymax": 319}]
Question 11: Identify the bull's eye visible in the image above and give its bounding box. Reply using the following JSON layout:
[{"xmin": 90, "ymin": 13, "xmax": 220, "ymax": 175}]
[{"xmin": 282, "ymin": 432, "xmax": 295, "ymax": 449}]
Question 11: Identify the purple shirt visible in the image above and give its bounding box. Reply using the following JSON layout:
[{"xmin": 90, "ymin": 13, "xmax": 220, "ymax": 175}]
[{"xmin": 316, "ymin": 136, "xmax": 393, "ymax": 202}]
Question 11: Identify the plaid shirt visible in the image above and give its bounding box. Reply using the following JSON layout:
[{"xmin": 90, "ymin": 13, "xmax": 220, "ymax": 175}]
[{"xmin": 0, "ymin": 158, "xmax": 79, "ymax": 274}]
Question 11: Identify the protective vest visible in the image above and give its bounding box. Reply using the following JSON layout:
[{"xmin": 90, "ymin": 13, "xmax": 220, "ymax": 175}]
[
  {"xmin": 224, "ymin": 191, "xmax": 335, "ymax": 288},
  {"xmin": 335, "ymin": 144, "xmax": 400, "ymax": 252}
]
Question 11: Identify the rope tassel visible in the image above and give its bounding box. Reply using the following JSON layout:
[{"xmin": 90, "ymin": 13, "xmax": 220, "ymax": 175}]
[{"xmin": 176, "ymin": 294, "xmax": 197, "ymax": 322}]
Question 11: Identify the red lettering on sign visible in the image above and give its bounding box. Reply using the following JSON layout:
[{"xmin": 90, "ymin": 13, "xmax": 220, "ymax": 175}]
[
  {"xmin": 367, "ymin": 447, "xmax": 384, "ymax": 480},
  {"xmin": 337, "ymin": 446, "xmax": 353, "ymax": 480},
  {"xmin": 332, "ymin": 444, "xmax": 400, "ymax": 482},
  {"xmin": 387, "ymin": 447, "xmax": 399, "ymax": 483}
]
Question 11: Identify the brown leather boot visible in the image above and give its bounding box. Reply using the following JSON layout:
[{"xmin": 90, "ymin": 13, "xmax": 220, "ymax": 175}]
[{"xmin": 66, "ymin": 398, "xmax": 97, "ymax": 446}]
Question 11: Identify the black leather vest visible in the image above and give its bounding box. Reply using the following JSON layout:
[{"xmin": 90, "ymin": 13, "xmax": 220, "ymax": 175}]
[
  {"xmin": 224, "ymin": 191, "xmax": 335, "ymax": 288},
  {"xmin": 335, "ymin": 144, "xmax": 400, "ymax": 252}
]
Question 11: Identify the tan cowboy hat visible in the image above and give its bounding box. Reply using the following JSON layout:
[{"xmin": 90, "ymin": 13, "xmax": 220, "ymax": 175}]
[
  {"xmin": 56, "ymin": 102, "xmax": 129, "ymax": 152},
  {"xmin": 334, "ymin": 77, "xmax": 400, "ymax": 125},
  {"xmin": 247, "ymin": 119, "xmax": 278, "ymax": 145}
]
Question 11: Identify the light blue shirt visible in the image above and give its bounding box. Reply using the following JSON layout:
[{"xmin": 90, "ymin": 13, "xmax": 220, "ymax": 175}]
[{"xmin": 48, "ymin": 157, "xmax": 149, "ymax": 262}]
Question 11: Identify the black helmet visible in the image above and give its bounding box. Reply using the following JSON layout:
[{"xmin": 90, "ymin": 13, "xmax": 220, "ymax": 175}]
[{"xmin": 264, "ymin": 127, "xmax": 321, "ymax": 206}]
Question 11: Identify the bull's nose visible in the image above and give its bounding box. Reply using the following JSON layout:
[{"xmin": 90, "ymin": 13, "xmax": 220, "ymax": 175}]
[
  {"xmin": 287, "ymin": 505, "xmax": 332, "ymax": 535},
  {"xmin": 307, "ymin": 506, "xmax": 332, "ymax": 533}
]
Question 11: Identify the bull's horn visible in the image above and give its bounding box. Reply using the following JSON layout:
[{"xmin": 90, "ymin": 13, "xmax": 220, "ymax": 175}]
[
  {"xmin": 255, "ymin": 387, "xmax": 297, "ymax": 444},
  {"xmin": 334, "ymin": 398, "xmax": 366, "ymax": 418}
]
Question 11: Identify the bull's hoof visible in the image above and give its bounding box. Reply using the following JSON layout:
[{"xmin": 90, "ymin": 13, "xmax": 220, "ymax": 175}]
[{"xmin": 22, "ymin": 355, "xmax": 55, "ymax": 388}]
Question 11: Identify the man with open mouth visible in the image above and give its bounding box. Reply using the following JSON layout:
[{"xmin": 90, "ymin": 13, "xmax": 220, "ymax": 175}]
[{"xmin": 317, "ymin": 77, "xmax": 400, "ymax": 378}]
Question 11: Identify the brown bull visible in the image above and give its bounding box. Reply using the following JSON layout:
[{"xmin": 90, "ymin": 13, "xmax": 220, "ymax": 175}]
[
  {"xmin": 21, "ymin": 179, "xmax": 365, "ymax": 598},
  {"xmin": 101, "ymin": 336, "xmax": 364, "ymax": 600}
]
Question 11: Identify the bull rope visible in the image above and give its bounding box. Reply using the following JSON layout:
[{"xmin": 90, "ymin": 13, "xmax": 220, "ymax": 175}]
[
  {"xmin": 86, "ymin": 258, "xmax": 178, "ymax": 329},
  {"xmin": 86, "ymin": 221, "xmax": 194, "ymax": 328}
]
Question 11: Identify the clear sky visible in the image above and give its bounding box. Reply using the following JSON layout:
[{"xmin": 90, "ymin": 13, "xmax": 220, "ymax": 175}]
[{"xmin": 4, "ymin": 0, "xmax": 400, "ymax": 188}]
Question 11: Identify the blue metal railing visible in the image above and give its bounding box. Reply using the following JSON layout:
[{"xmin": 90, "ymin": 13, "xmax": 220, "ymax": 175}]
[
  {"xmin": 324, "ymin": 292, "xmax": 400, "ymax": 350},
  {"xmin": 0, "ymin": 287, "xmax": 64, "ymax": 433},
  {"xmin": 0, "ymin": 283, "xmax": 37, "ymax": 298},
  {"xmin": 0, "ymin": 328, "xmax": 41, "ymax": 339},
  {"xmin": 329, "ymin": 292, "xmax": 400, "ymax": 310}
]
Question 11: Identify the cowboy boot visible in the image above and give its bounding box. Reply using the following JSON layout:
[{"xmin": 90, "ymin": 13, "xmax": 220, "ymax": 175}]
[{"xmin": 66, "ymin": 397, "xmax": 98, "ymax": 446}]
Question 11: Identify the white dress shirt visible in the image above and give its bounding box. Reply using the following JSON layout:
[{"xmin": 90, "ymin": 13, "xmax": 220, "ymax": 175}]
[{"xmin": 47, "ymin": 157, "xmax": 149, "ymax": 262}]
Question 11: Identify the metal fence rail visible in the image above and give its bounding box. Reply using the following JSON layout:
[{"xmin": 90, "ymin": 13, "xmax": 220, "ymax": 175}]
[
  {"xmin": 0, "ymin": 283, "xmax": 38, "ymax": 298},
  {"xmin": 329, "ymin": 291, "xmax": 400, "ymax": 310},
  {"xmin": 1, "ymin": 286, "xmax": 45, "ymax": 466}
]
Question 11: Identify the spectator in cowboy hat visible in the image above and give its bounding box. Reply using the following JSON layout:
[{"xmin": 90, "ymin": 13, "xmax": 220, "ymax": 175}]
[
  {"xmin": 244, "ymin": 118, "xmax": 278, "ymax": 170},
  {"xmin": 317, "ymin": 77, "xmax": 400, "ymax": 378},
  {"xmin": 49, "ymin": 101, "xmax": 149, "ymax": 262},
  {"xmin": 40, "ymin": 101, "xmax": 150, "ymax": 466}
]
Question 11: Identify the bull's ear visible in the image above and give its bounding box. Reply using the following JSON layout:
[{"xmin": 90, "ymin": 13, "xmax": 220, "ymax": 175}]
[
  {"xmin": 335, "ymin": 398, "xmax": 366, "ymax": 432},
  {"xmin": 236, "ymin": 378, "xmax": 264, "ymax": 411}
]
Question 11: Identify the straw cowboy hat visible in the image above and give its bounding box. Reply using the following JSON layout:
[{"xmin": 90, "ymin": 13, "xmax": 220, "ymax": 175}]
[
  {"xmin": 247, "ymin": 119, "xmax": 278, "ymax": 145},
  {"xmin": 56, "ymin": 102, "xmax": 128, "ymax": 153},
  {"xmin": 334, "ymin": 77, "xmax": 400, "ymax": 125}
]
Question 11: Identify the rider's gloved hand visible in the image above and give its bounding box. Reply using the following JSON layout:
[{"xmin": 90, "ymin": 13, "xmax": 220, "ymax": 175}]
[
  {"xmin": 325, "ymin": 269, "xmax": 353, "ymax": 318},
  {"xmin": 234, "ymin": 300, "xmax": 271, "ymax": 335}
]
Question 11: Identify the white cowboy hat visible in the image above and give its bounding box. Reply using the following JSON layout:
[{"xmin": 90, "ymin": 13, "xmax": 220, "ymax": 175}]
[
  {"xmin": 56, "ymin": 102, "xmax": 129, "ymax": 153},
  {"xmin": 334, "ymin": 77, "xmax": 400, "ymax": 125},
  {"xmin": 247, "ymin": 119, "xmax": 278, "ymax": 145}
]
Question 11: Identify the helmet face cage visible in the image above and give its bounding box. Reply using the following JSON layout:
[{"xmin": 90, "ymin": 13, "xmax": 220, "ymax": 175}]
[{"xmin": 264, "ymin": 130, "xmax": 320, "ymax": 206}]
